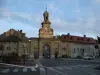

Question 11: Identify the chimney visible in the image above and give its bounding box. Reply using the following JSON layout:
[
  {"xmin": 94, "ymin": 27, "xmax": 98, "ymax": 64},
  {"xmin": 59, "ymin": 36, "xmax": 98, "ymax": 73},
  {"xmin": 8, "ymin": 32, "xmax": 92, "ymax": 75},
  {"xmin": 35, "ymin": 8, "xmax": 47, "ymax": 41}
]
[
  {"xmin": 84, "ymin": 35, "xmax": 86, "ymax": 37},
  {"xmin": 67, "ymin": 33, "xmax": 70, "ymax": 36},
  {"xmin": 20, "ymin": 30, "xmax": 22, "ymax": 33}
]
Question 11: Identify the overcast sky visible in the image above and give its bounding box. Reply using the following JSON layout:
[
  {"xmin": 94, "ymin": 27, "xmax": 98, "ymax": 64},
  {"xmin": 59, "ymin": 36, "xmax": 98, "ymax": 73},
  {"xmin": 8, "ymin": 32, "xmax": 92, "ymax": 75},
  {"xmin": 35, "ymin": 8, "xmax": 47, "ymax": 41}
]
[{"xmin": 0, "ymin": 0, "xmax": 100, "ymax": 38}]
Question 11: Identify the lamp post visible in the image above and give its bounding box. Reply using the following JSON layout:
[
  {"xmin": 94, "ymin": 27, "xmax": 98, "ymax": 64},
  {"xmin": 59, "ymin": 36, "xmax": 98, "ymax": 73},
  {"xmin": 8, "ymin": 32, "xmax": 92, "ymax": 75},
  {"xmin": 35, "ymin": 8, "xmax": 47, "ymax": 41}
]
[{"xmin": 29, "ymin": 40, "xmax": 31, "ymax": 58}]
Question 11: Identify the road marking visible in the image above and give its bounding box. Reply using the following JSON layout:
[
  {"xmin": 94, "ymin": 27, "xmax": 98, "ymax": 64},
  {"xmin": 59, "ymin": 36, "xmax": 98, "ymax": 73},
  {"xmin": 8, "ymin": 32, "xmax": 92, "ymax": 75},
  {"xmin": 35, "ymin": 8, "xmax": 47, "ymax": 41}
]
[
  {"xmin": 70, "ymin": 65, "xmax": 79, "ymax": 68},
  {"xmin": 95, "ymin": 64, "xmax": 99, "ymax": 67},
  {"xmin": 23, "ymin": 67, "xmax": 27, "ymax": 72},
  {"xmin": 31, "ymin": 67, "xmax": 37, "ymax": 71},
  {"xmin": 1, "ymin": 69, "xmax": 10, "ymax": 73},
  {"xmin": 40, "ymin": 67, "xmax": 46, "ymax": 75},
  {"xmin": 89, "ymin": 64, "xmax": 99, "ymax": 68},
  {"xmin": 35, "ymin": 64, "xmax": 39, "ymax": 68},
  {"xmin": 0, "ymin": 63, "xmax": 36, "ymax": 68},
  {"xmin": 73, "ymin": 65, "xmax": 84, "ymax": 68},
  {"xmin": 56, "ymin": 67, "xmax": 63, "ymax": 70},
  {"xmin": 40, "ymin": 67, "xmax": 45, "ymax": 71},
  {"xmin": 0, "ymin": 63, "xmax": 26, "ymax": 67},
  {"xmin": 47, "ymin": 67, "xmax": 67, "ymax": 75},
  {"xmin": 64, "ymin": 66, "xmax": 72, "ymax": 69},
  {"xmin": 87, "ymin": 72, "xmax": 97, "ymax": 75},
  {"xmin": 75, "ymin": 65, "xmax": 83, "ymax": 67},
  {"xmin": 13, "ymin": 68, "xmax": 18, "ymax": 72},
  {"xmin": 82, "ymin": 64, "xmax": 92, "ymax": 67}
]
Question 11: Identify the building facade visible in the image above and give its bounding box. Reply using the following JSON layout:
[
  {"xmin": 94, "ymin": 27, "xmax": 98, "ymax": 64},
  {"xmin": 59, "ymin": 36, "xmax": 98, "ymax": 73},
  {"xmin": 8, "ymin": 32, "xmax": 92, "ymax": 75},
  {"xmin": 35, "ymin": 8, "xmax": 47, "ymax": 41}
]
[
  {"xmin": 0, "ymin": 29, "xmax": 30, "ymax": 57},
  {"xmin": 0, "ymin": 9, "xmax": 99, "ymax": 59},
  {"xmin": 29, "ymin": 10, "xmax": 99, "ymax": 58}
]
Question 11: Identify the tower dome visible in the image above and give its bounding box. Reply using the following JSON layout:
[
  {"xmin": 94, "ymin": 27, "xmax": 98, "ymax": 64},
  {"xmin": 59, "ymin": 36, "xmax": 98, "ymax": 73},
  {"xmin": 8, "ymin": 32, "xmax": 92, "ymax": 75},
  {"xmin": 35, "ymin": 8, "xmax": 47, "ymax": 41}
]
[{"xmin": 43, "ymin": 10, "xmax": 49, "ymax": 16}]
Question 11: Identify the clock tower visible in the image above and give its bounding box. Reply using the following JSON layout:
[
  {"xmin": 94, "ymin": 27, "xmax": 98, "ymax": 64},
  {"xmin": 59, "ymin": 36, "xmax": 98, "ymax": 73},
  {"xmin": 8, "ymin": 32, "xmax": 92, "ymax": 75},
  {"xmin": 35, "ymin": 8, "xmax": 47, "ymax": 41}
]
[{"xmin": 39, "ymin": 9, "xmax": 54, "ymax": 38}]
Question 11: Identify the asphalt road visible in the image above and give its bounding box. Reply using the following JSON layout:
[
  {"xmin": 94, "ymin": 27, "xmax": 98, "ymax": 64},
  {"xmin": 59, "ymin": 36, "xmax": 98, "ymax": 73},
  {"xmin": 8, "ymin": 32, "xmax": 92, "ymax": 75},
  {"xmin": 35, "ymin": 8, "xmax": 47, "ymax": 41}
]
[
  {"xmin": 40, "ymin": 58, "xmax": 100, "ymax": 75},
  {"xmin": 0, "ymin": 58, "xmax": 100, "ymax": 75}
]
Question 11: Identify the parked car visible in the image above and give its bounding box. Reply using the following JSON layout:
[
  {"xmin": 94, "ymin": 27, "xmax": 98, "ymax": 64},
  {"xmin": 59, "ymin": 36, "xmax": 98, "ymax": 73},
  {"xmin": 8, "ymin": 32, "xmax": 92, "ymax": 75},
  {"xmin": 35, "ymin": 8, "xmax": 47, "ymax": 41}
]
[{"xmin": 84, "ymin": 55, "xmax": 95, "ymax": 60}]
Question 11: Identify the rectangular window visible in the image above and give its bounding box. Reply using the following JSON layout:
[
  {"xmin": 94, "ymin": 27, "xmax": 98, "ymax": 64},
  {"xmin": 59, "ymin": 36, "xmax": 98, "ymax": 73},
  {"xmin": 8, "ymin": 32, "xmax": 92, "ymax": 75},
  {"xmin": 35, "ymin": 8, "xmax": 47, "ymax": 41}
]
[
  {"xmin": 0, "ymin": 45, "xmax": 4, "ymax": 51},
  {"xmin": 77, "ymin": 48, "xmax": 79, "ymax": 50},
  {"xmin": 74, "ymin": 48, "xmax": 75, "ymax": 53},
  {"xmin": 7, "ymin": 47, "xmax": 11, "ymax": 50},
  {"xmin": 77, "ymin": 48, "xmax": 79, "ymax": 52}
]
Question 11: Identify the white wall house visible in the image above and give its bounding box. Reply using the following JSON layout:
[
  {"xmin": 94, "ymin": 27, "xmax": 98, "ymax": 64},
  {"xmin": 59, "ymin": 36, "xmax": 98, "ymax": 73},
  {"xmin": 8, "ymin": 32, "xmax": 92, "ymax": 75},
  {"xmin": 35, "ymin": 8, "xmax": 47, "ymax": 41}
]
[
  {"xmin": 70, "ymin": 43, "xmax": 99, "ymax": 58},
  {"xmin": 59, "ymin": 33, "xmax": 99, "ymax": 58}
]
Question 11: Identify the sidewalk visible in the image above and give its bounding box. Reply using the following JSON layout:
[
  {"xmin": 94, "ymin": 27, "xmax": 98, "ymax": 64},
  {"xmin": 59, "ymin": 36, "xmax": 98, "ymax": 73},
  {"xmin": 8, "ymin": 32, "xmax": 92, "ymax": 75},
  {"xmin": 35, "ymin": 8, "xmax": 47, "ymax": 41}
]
[{"xmin": 60, "ymin": 58, "xmax": 100, "ymax": 62}]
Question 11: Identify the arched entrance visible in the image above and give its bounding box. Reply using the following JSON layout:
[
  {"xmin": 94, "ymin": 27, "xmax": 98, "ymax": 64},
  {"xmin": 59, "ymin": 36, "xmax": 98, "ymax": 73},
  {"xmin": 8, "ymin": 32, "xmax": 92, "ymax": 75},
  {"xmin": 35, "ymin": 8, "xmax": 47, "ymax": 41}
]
[{"xmin": 43, "ymin": 44, "xmax": 50, "ymax": 58}]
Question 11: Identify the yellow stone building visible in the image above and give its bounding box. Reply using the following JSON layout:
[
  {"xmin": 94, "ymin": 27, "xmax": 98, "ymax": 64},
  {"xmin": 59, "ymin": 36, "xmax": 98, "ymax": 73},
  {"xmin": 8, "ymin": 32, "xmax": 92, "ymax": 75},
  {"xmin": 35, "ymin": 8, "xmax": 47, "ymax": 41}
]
[
  {"xmin": 30, "ymin": 9, "xmax": 66, "ymax": 58},
  {"xmin": 29, "ymin": 9, "xmax": 98, "ymax": 59},
  {"xmin": 39, "ymin": 9, "xmax": 53, "ymax": 38},
  {"xmin": 0, "ymin": 9, "xmax": 98, "ymax": 59}
]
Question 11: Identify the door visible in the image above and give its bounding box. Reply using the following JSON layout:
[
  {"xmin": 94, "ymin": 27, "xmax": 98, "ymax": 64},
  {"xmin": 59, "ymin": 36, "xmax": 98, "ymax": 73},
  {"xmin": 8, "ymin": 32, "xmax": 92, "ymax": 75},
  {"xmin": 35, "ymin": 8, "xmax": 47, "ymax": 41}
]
[{"xmin": 43, "ymin": 44, "xmax": 50, "ymax": 58}]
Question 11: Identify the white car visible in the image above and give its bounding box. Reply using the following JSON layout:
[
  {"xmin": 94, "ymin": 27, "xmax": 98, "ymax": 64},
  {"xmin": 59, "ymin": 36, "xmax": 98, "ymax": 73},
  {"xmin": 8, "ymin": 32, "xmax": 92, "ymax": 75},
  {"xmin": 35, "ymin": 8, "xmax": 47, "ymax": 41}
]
[{"xmin": 84, "ymin": 55, "xmax": 95, "ymax": 60}]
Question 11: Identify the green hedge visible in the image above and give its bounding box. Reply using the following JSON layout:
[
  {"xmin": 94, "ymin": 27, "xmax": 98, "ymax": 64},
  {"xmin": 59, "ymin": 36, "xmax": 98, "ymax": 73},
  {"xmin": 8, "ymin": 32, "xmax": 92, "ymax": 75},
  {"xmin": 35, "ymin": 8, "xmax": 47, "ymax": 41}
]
[{"xmin": 1, "ymin": 53, "xmax": 21, "ymax": 63}]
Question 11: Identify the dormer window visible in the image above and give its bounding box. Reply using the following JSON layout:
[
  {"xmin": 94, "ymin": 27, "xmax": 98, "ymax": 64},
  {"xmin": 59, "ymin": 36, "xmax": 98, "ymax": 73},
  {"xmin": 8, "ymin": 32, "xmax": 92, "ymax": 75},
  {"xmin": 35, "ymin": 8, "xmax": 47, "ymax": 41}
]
[{"xmin": 70, "ymin": 37, "xmax": 72, "ymax": 40}]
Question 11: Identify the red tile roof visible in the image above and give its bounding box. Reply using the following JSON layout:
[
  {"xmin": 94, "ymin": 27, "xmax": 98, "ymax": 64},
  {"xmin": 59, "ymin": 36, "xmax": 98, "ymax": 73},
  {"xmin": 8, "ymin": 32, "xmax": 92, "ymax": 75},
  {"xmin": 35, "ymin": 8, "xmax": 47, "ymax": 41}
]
[{"xmin": 59, "ymin": 34, "xmax": 97, "ymax": 44}]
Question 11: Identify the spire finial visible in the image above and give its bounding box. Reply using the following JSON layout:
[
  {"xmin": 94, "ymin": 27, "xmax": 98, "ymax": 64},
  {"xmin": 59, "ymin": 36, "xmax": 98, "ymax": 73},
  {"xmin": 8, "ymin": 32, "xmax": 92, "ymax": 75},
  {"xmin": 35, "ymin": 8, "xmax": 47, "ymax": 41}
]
[{"xmin": 46, "ymin": 4, "xmax": 47, "ymax": 11}]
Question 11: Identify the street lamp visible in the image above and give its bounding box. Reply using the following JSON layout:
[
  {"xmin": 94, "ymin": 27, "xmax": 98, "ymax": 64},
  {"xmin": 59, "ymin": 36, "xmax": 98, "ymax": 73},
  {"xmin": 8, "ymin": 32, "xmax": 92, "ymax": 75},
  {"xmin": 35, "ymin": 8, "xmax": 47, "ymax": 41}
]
[{"xmin": 29, "ymin": 40, "xmax": 31, "ymax": 58}]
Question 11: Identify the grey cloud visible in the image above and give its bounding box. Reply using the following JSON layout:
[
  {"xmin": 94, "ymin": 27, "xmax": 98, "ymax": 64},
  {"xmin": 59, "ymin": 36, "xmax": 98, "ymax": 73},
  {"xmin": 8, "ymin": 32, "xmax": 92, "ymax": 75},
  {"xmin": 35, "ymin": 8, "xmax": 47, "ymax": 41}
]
[
  {"xmin": 0, "ymin": 9, "xmax": 42, "ymax": 28},
  {"xmin": 51, "ymin": 14, "xmax": 100, "ymax": 37}
]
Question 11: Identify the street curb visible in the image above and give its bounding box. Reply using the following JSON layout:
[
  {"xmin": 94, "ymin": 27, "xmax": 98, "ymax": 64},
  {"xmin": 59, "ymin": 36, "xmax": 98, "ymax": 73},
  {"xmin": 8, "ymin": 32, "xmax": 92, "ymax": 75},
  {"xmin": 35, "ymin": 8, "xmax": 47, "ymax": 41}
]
[
  {"xmin": 0, "ymin": 63, "xmax": 35, "ymax": 67},
  {"xmin": 61, "ymin": 58, "xmax": 100, "ymax": 62}
]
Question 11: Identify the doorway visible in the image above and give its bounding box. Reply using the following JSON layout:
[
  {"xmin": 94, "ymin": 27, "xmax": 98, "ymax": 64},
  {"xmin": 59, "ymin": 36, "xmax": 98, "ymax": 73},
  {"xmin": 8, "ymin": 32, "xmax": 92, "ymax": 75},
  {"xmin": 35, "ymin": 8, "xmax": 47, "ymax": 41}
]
[{"xmin": 43, "ymin": 44, "xmax": 50, "ymax": 58}]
